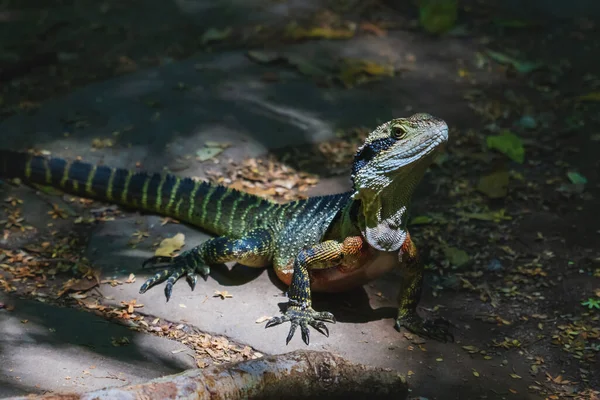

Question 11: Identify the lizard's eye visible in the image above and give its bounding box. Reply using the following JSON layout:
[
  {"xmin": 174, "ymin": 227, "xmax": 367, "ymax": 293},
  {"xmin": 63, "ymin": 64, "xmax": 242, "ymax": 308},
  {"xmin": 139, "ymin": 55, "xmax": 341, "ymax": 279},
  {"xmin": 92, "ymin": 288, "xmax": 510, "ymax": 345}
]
[{"xmin": 391, "ymin": 125, "xmax": 407, "ymax": 139}]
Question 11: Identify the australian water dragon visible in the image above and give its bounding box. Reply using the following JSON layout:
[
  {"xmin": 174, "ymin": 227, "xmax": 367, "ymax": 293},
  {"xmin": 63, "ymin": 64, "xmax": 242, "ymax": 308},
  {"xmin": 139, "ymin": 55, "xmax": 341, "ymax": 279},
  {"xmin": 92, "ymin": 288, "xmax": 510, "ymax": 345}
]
[{"xmin": 0, "ymin": 113, "xmax": 451, "ymax": 344}]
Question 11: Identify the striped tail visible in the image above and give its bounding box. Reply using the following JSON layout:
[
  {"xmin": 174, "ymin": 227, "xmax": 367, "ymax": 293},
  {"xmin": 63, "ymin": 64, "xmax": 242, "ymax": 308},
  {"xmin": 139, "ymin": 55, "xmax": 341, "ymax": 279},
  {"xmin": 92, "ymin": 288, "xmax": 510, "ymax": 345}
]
[{"xmin": 0, "ymin": 150, "xmax": 275, "ymax": 237}]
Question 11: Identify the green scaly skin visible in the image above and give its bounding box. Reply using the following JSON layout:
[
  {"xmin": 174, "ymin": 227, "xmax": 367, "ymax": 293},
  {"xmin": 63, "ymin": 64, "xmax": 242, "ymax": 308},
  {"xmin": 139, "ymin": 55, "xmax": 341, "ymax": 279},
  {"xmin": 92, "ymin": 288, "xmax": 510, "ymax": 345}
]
[{"xmin": 0, "ymin": 113, "xmax": 451, "ymax": 345}]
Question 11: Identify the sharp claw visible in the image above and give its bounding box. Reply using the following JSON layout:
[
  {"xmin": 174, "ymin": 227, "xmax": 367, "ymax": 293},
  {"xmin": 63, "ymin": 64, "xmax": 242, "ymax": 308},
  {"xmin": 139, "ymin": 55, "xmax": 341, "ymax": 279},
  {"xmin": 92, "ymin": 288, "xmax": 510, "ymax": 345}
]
[
  {"xmin": 199, "ymin": 265, "xmax": 210, "ymax": 276},
  {"xmin": 139, "ymin": 283, "xmax": 148, "ymax": 294},
  {"xmin": 311, "ymin": 321, "xmax": 329, "ymax": 337},
  {"xmin": 265, "ymin": 318, "xmax": 278, "ymax": 328},
  {"xmin": 300, "ymin": 323, "xmax": 310, "ymax": 345},
  {"xmin": 187, "ymin": 273, "xmax": 198, "ymax": 291},
  {"xmin": 316, "ymin": 311, "xmax": 335, "ymax": 323},
  {"xmin": 164, "ymin": 283, "xmax": 172, "ymax": 302},
  {"xmin": 266, "ymin": 306, "xmax": 334, "ymax": 345},
  {"xmin": 286, "ymin": 321, "xmax": 298, "ymax": 345}
]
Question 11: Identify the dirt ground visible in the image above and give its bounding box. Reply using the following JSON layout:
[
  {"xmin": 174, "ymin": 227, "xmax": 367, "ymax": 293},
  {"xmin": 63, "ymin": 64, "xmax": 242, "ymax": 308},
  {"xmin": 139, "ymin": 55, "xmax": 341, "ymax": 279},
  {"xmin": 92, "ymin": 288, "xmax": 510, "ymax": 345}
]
[{"xmin": 0, "ymin": 0, "xmax": 599, "ymax": 399}]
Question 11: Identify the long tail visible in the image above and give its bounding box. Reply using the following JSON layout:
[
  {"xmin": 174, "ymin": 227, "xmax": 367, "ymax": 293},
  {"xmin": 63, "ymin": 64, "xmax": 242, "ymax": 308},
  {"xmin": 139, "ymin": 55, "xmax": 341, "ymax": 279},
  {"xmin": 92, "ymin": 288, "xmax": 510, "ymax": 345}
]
[{"xmin": 0, "ymin": 150, "xmax": 275, "ymax": 237}]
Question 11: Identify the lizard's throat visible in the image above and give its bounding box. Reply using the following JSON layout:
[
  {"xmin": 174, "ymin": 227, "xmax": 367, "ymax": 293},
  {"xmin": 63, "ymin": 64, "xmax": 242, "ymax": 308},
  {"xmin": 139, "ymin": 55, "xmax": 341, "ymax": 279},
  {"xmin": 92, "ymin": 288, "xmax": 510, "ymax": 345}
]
[{"xmin": 353, "ymin": 169, "xmax": 421, "ymax": 252}]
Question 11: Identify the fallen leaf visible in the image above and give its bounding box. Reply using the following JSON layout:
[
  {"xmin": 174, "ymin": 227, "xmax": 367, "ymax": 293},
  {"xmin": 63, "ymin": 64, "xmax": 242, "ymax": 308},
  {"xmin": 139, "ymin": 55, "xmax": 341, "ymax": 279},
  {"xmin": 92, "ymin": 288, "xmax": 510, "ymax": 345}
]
[
  {"xmin": 58, "ymin": 269, "xmax": 101, "ymax": 296},
  {"xmin": 214, "ymin": 290, "xmax": 233, "ymax": 299},
  {"xmin": 459, "ymin": 209, "xmax": 512, "ymax": 222},
  {"xmin": 285, "ymin": 22, "xmax": 355, "ymax": 40},
  {"xmin": 285, "ymin": 54, "xmax": 331, "ymax": 79},
  {"xmin": 111, "ymin": 336, "xmax": 131, "ymax": 347},
  {"xmin": 567, "ymin": 171, "xmax": 587, "ymax": 185},
  {"xmin": 338, "ymin": 58, "xmax": 394, "ymax": 88},
  {"xmin": 576, "ymin": 92, "xmax": 600, "ymax": 102},
  {"xmin": 360, "ymin": 22, "xmax": 387, "ymax": 37},
  {"xmin": 154, "ymin": 233, "xmax": 185, "ymax": 257},
  {"xmin": 196, "ymin": 142, "xmax": 230, "ymax": 162},
  {"xmin": 246, "ymin": 50, "xmax": 282, "ymax": 64},
  {"xmin": 485, "ymin": 49, "xmax": 543, "ymax": 73},
  {"xmin": 486, "ymin": 130, "xmax": 525, "ymax": 163},
  {"xmin": 409, "ymin": 215, "xmax": 433, "ymax": 225},
  {"xmin": 201, "ymin": 27, "xmax": 232, "ymax": 45},
  {"xmin": 477, "ymin": 171, "xmax": 509, "ymax": 198},
  {"xmin": 121, "ymin": 299, "xmax": 143, "ymax": 314},
  {"xmin": 419, "ymin": 0, "xmax": 458, "ymax": 34},
  {"xmin": 443, "ymin": 246, "xmax": 470, "ymax": 268}
]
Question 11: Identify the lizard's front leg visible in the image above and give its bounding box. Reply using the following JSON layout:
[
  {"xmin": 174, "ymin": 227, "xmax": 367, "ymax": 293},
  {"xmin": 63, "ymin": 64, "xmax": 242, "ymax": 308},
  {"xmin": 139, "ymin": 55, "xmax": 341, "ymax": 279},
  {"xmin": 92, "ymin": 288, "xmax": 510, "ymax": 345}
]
[
  {"xmin": 265, "ymin": 237, "xmax": 363, "ymax": 345},
  {"xmin": 395, "ymin": 233, "xmax": 453, "ymax": 342},
  {"xmin": 139, "ymin": 228, "xmax": 273, "ymax": 301}
]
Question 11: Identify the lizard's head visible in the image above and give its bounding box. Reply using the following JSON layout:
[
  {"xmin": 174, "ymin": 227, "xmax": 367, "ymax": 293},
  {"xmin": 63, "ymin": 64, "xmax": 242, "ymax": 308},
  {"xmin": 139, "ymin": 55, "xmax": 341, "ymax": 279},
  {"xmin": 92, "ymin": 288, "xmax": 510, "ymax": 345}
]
[
  {"xmin": 351, "ymin": 113, "xmax": 448, "ymax": 195},
  {"xmin": 351, "ymin": 113, "xmax": 448, "ymax": 252}
]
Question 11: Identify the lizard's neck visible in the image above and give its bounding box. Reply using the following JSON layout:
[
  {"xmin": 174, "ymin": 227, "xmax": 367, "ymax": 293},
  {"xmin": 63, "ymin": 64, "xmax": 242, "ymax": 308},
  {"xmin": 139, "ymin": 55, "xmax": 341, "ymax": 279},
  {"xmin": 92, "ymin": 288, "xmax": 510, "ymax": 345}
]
[{"xmin": 352, "ymin": 166, "xmax": 424, "ymax": 252}]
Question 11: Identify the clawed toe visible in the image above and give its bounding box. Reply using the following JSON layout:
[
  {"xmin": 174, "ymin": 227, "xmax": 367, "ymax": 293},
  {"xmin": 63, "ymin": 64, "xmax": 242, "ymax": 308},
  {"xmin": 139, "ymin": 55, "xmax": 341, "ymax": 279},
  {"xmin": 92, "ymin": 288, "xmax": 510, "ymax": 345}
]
[
  {"xmin": 138, "ymin": 253, "xmax": 209, "ymax": 300},
  {"xmin": 265, "ymin": 306, "xmax": 335, "ymax": 345}
]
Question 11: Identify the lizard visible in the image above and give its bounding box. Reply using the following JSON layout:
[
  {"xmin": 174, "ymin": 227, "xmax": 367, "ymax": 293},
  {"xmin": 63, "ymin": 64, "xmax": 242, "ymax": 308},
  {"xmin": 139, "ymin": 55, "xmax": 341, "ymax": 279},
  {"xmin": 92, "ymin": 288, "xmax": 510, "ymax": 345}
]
[{"xmin": 0, "ymin": 112, "xmax": 451, "ymax": 345}]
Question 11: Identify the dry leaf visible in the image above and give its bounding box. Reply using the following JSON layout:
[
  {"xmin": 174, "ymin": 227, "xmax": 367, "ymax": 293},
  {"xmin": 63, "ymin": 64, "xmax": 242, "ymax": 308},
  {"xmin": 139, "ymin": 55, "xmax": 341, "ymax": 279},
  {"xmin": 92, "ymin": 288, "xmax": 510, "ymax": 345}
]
[
  {"xmin": 285, "ymin": 22, "xmax": 355, "ymax": 40},
  {"xmin": 477, "ymin": 171, "xmax": 509, "ymax": 198},
  {"xmin": 360, "ymin": 22, "xmax": 387, "ymax": 37},
  {"xmin": 155, "ymin": 233, "xmax": 185, "ymax": 257},
  {"xmin": 214, "ymin": 290, "xmax": 233, "ymax": 299},
  {"xmin": 125, "ymin": 273, "xmax": 136, "ymax": 283},
  {"xmin": 338, "ymin": 58, "xmax": 394, "ymax": 88},
  {"xmin": 57, "ymin": 269, "xmax": 101, "ymax": 296}
]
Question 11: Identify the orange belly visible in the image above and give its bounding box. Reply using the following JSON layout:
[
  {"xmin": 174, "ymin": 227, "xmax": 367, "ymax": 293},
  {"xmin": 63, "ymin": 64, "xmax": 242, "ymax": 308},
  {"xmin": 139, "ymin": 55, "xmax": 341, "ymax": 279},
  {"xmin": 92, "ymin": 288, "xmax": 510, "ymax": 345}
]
[{"xmin": 274, "ymin": 249, "xmax": 399, "ymax": 293}]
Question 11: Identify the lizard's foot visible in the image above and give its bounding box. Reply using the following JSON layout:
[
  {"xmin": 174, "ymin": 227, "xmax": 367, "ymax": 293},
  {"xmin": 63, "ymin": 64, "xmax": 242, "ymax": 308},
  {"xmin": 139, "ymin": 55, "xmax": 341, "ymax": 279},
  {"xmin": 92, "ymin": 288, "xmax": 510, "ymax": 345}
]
[
  {"xmin": 265, "ymin": 304, "xmax": 335, "ymax": 345},
  {"xmin": 395, "ymin": 312, "xmax": 454, "ymax": 342},
  {"xmin": 139, "ymin": 251, "xmax": 210, "ymax": 301}
]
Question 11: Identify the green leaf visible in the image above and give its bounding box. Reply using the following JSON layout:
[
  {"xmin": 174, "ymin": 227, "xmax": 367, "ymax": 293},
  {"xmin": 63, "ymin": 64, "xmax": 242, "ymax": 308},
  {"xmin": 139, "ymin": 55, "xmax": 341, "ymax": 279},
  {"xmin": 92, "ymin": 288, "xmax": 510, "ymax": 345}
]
[
  {"xmin": 246, "ymin": 50, "xmax": 281, "ymax": 64},
  {"xmin": 409, "ymin": 215, "xmax": 433, "ymax": 225},
  {"xmin": 338, "ymin": 58, "xmax": 394, "ymax": 88},
  {"xmin": 486, "ymin": 130, "xmax": 525, "ymax": 163},
  {"xmin": 285, "ymin": 54, "xmax": 331, "ymax": 78},
  {"xmin": 485, "ymin": 49, "xmax": 542, "ymax": 74},
  {"xmin": 576, "ymin": 92, "xmax": 600, "ymax": 102},
  {"xmin": 581, "ymin": 298, "xmax": 600, "ymax": 310},
  {"xmin": 443, "ymin": 246, "xmax": 470, "ymax": 268},
  {"xmin": 419, "ymin": 0, "xmax": 458, "ymax": 34},
  {"xmin": 201, "ymin": 27, "xmax": 232, "ymax": 45},
  {"xmin": 567, "ymin": 171, "xmax": 587, "ymax": 185},
  {"xmin": 477, "ymin": 171, "xmax": 509, "ymax": 198},
  {"xmin": 196, "ymin": 142, "xmax": 230, "ymax": 162},
  {"xmin": 284, "ymin": 21, "xmax": 355, "ymax": 40},
  {"xmin": 459, "ymin": 209, "xmax": 512, "ymax": 222}
]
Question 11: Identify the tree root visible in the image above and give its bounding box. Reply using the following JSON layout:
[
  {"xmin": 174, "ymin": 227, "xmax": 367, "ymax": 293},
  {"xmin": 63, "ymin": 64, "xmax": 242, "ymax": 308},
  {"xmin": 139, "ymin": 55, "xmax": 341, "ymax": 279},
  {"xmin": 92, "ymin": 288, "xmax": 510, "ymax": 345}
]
[{"xmin": 9, "ymin": 350, "xmax": 408, "ymax": 400}]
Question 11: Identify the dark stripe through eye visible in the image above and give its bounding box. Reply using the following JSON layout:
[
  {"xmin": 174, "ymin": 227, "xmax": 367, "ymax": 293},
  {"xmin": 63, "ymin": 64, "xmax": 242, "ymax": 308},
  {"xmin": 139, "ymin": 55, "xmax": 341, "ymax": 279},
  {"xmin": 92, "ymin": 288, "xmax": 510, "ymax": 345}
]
[{"xmin": 351, "ymin": 137, "xmax": 396, "ymax": 176}]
